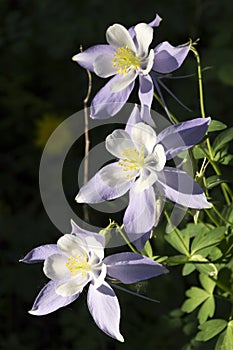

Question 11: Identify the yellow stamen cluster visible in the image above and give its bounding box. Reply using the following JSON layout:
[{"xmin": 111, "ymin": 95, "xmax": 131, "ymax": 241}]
[
  {"xmin": 112, "ymin": 45, "xmax": 140, "ymax": 76},
  {"xmin": 118, "ymin": 146, "xmax": 145, "ymax": 179},
  {"xmin": 66, "ymin": 253, "xmax": 90, "ymax": 276}
]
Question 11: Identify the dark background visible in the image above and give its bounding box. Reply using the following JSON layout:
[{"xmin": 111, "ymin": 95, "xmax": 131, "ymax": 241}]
[{"xmin": 1, "ymin": 0, "xmax": 233, "ymax": 349}]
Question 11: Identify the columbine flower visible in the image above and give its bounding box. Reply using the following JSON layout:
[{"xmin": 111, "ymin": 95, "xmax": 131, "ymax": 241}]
[
  {"xmin": 20, "ymin": 220, "xmax": 168, "ymax": 341},
  {"xmin": 72, "ymin": 14, "xmax": 190, "ymax": 120},
  {"xmin": 76, "ymin": 107, "xmax": 212, "ymax": 248}
]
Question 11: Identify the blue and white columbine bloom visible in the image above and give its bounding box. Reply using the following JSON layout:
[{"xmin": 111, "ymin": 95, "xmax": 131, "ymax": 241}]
[
  {"xmin": 76, "ymin": 107, "xmax": 212, "ymax": 248},
  {"xmin": 72, "ymin": 14, "xmax": 190, "ymax": 120},
  {"xmin": 21, "ymin": 220, "xmax": 168, "ymax": 341}
]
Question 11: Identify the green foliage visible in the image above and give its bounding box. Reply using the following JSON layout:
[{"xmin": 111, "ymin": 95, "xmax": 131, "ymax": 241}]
[
  {"xmin": 1, "ymin": 0, "xmax": 233, "ymax": 349},
  {"xmin": 214, "ymin": 321, "xmax": 233, "ymax": 350},
  {"xmin": 182, "ymin": 274, "xmax": 215, "ymax": 324},
  {"xmin": 196, "ymin": 319, "xmax": 227, "ymax": 341},
  {"xmin": 208, "ymin": 120, "xmax": 227, "ymax": 133},
  {"xmin": 212, "ymin": 128, "xmax": 233, "ymax": 154}
]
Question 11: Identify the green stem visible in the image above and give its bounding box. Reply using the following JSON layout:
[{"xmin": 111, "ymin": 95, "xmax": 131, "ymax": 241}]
[
  {"xmin": 201, "ymin": 147, "xmax": 232, "ymax": 205},
  {"xmin": 191, "ymin": 46, "xmax": 232, "ymax": 205},
  {"xmin": 212, "ymin": 205, "xmax": 233, "ymax": 226},
  {"xmin": 204, "ymin": 208, "xmax": 220, "ymax": 227},
  {"xmin": 116, "ymin": 224, "xmax": 139, "ymax": 254}
]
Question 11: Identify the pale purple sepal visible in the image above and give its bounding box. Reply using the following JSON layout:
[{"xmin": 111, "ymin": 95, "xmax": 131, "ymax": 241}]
[
  {"xmin": 157, "ymin": 117, "xmax": 211, "ymax": 160},
  {"xmin": 71, "ymin": 220, "xmax": 105, "ymax": 246},
  {"xmin": 20, "ymin": 244, "xmax": 60, "ymax": 264},
  {"xmin": 73, "ymin": 45, "xmax": 115, "ymax": 72},
  {"xmin": 128, "ymin": 13, "xmax": 162, "ymax": 38},
  {"xmin": 157, "ymin": 167, "xmax": 211, "ymax": 209},
  {"xmin": 132, "ymin": 231, "xmax": 151, "ymax": 250},
  {"xmin": 90, "ymin": 75, "xmax": 135, "ymax": 119},
  {"xmin": 148, "ymin": 14, "xmax": 162, "ymax": 28},
  {"xmin": 139, "ymin": 75, "xmax": 154, "ymax": 109},
  {"xmin": 138, "ymin": 75, "xmax": 155, "ymax": 124},
  {"xmin": 123, "ymin": 185, "xmax": 155, "ymax": 235},
  {"xmin": 125, "ymin": 105, "xmax": 154, "ymax": 136},
  {"xmin": 76, "ymin": 163, "xmax": 132, "ymax": 203},
  {"xmin": 104, "ymin": 252, "xmax": 168, "ymax": 284},
  {"xmin": 29, "ymin": 280, "xmax": 80, "ymax": 316},
  {"xmin": 87, "ymin": 281, "xmax": 124, "ymax": 341},
  {"xmin": 153, "ymin": 41, "xmax": 190, "ymax": 74}
]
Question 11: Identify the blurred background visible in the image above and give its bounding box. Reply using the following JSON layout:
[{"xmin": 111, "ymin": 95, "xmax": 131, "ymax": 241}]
[{"xmin": 1, "ymin": 0, "xmax": 233, "ymax": 349}]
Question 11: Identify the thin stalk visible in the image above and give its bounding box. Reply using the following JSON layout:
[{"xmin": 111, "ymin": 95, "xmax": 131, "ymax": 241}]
[
  {"xmin": 212, "ymin": 205, "xmax": 233, "ymax": 226},
  {"xmin": 80, "ymin": 45, "xmax": 92, "ymax": 222},
  {"xmin": 191, "ymin": 46, "xmax": 232, "ymax": 205},
  {"xmin": 116, "ymin": 224, "xmax": 139, "ymax": 254},
  {"xmin": 204, "ymin": 208, "xmax": 220, "ymax": 227}
]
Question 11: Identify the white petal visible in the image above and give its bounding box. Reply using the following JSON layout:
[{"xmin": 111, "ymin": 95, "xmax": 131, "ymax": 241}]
[
  {"xmin": 92, "ymin": 263, "xmax": 107, "ymax": 289},
  {"xmin": 133, "ymin": 168, "xmax": 157, "ymax": 192},
  {"xmin": 141, "ymin": 49, "xmax": 154, "ymax": 75},
  {"xmin": 110, "ymin": 71, "xmax": 137, "ymax": 92},
  {"xmin": 93, "ymin": 54, "xmax": 117, "ymax": 78},
  {"xmin": 87, "ymin": 282, "xmax": 124, "ymax": 341},
  {"xmin": 84, "ymin": 236, "xmax": 105, "ymax": 261},
  {"xmin": 106, "ymin": 129, "xmax": 135, "ymax": 159},
  {"xmin": 134, "ymin": 23, "xmax": 153, "ymax": 57},
  {"xmin": 43, "ymin": 254, "xmax": 70, "ymax": 280},
  {"xmin": 56, "ymin": 274, "xmax": 90, "ymax": 297},
  {"xmin": 106, "ymin": 24, "xmax": 136, "ymax": 52},
  {"xmin": 151, "ymin": 144, "xmax": 166, "ymax": 171},
  {"xmin": 98, "ymin": 163, "xmax": 134, "ymax": 188},
  {"xmin": 57, "ymin": 234, "xmax": 85, "ymax": 256},
  {"xmin": 131, "ymin": 122, "xmax": 157, "ymax": 155}
]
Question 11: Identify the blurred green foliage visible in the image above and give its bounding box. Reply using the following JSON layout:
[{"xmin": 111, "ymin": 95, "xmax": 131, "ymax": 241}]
[{"xmin": 1, "ymin": 0, "xmax": 233, "ymax": 349}]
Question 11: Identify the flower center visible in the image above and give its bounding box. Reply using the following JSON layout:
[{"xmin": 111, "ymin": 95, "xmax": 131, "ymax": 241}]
[
  {"xmin": 112, "ymin": 45, "xmax": 140, "ymax": 76},
  {"xmin": 66, "ymin": 253, "xmax": 90, "ymax": 276},
  {"xmin": 118, "ymin": 146, "xmax": 145, "ymax": 179}
]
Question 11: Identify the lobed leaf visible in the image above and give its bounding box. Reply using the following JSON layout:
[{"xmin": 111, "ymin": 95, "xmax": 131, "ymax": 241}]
[
  {"xmin": 196, "ymin": 319, "xmax": 227, "ymax": 341},
  {"xmin": 215, "ymin": 321, "xmax": 233, "ymax": 350},
  {"xmin": 191, "ymin": 227, "xmax": 226, "ymax": 254},
  {"xmin": 197, "ymin": 296, "xmax": 215, "ymax": 324},
  {"xmin": 213, "ymin": 127, "xmax": 233, "ymax": 153},
  {"xmin": 208, "ymin": 120, "xmax": 227, "ymax": 132},
  {"xmin": 181, "ymin": 287, "xmax": 209, "ymax": 313},
  {"xmin": 165, "ymin": 228, "xmax": 190, "ymax": 256}
]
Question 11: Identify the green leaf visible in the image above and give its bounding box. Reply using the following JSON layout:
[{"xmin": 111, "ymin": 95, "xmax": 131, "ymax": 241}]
[
  {"xmin": 196, "ymin": 319, "xmax": 227, "ymax": 341},
  {"xmin": 213, "ymin": 127, "xmax": 233, "ymax": 153},
  {"xmin": 198, "ymin": 296, "xmax": 215, "ymax": 324},
  {"xmin": 181, "ymin": 287, "xmax": 209, "ymax": 313},
  {"xmin": 166, "ymin": 255, "xmax": 188, "ymax": 265},
  {"xmin": 221, "ymin": 203, "xmax": 233, "ymax": 226},
  {"xmin": 208, "ymin": 120, "xmax": 227, "ymax": 132},
  {"xmin": 190, "ymin": 255, "xmax": 218, "ymax": 275},
  {"xmin": 181, "ymin": 223, "xmax": 211, "ymax": 238},
  {"xmin": 142, "ymin": 240, "xmax": 153, "ymax": 258},
  {"xmin": 215, "ymin": 321, "xmax": 233, "ymax": 350},
  {"xmin": 214, "ymin": 145, "xmax": 233, "ymax": 165},
  {"xmin": 193, "ymin": 146, "xmax": 205, "ymax": 159},
  {"xmin": 182, "ymin": 263, "xmax": 196, "ymax": 276},
  {"xmin": 200, "ymin": 273, "xmax": 216, "ymax": 294},
  {"xmin": 191, "ymin": 227, "xmax": 225, "ymax": 254},
  {"xmin": 206, "ymin": 175, "xmax": 228, "ymax": 189},
  {"xmin": 165, "ymin": 228, "xmax": 190, "ymax": 256}
]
